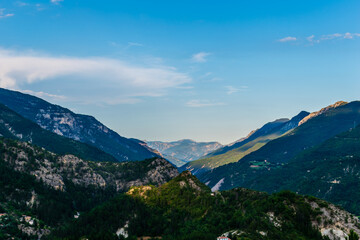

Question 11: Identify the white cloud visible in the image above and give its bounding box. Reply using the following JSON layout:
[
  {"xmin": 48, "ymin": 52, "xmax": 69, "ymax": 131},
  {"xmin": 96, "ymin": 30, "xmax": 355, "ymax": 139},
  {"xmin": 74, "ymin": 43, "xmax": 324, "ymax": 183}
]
[
  {"xmin": 306, "ymin": 35, "xmax": 320, "ymax": 45},
  {"xmin": 16, "ymin": 2, "xmax": 29, "ymax": 7},
  {"xmin": 283, "ymin": 33, "xmax": 360, "ymax": 45},
  {"xmin": 191, "ymin": 52, "xmax": 211, "ymax": 63},
  {"xmin": 128, "ymin": 42, "xmax": 143, "ymax": 47},
  {"xmin": 20, "ymin": 89, "xmax": 67, "ymax": 101},
  {"xmin": 50, "ymin": 0, "xmax": 63, "ymax": 4},
  {"xmin": 343, "ymin": 32, "xmax": 360, "ymax": 39},
  {"xmin": 226, "ymin": 86, "xmax": 248, "ymax": 95},
  {"xmin": 16, "ymin": 2, "xmax": 44, "ymax": 11},
  {"xmin": 321, "ymin": 33, "xmax": 342, "ymax": 40},
  {"xmin": 0, "ymin": 9, "xmax": 14, "ymax": 19},
  {"xmin": 186, "ymin": 100, "xmax": 224, "ymax": 108},
  {"xmin": 278, "ymin": 36, "xmax": 297, "ymax": 42},
  {"xmin": 0, "ymin": 48, "xmax": 191, "ymax": 104}
]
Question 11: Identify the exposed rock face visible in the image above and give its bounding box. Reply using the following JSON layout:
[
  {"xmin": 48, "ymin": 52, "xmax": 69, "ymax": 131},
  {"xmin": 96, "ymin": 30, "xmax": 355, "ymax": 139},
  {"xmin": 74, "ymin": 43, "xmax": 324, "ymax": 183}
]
[
  {"xmin": 219, "ymin": 197, "xmax": 360, "ymax": 240},
  {"xmin": 0, "ymin": 87, "xmax": 159, "ymax": 162},
  {"xmin": 1, "ymin": 140, "xmax": 178, "ymax": 193},
  {"xmin": 309, "ymin": 200, "xmax": 360, "ymax": 240},
  {"xmin": 298, "ymin": 101, "xmax": 348, "ymax": 126}
]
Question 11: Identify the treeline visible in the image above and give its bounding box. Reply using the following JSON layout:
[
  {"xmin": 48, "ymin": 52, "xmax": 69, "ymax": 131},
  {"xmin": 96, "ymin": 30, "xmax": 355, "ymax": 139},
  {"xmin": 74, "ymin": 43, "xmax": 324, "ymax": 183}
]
[{"xmin": 51, "ymin": 173, "xmax": 333, "ymax": 240}]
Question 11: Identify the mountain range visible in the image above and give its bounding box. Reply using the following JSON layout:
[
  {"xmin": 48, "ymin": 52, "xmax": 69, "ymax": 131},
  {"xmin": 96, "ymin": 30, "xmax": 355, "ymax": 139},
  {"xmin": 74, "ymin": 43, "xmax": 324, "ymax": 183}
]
[
  {"xmin": 0, "ymin": 103, "xmax": 117, "ymax": 163},
  {"xmin": 0, "ymin": 88, "xmax": 159, "ymax": 162},
  {"xmin": 146, "ymin": 139, "xmax": 222, "ymax": 167},
  {"xmin": 180, "ymin": 111, "xmax": 309, "ymax": 175},
  {"xmin": 53, "ymin": 171, "xmax": 360, "ymax": 240},
  {"xmin": 1, "ymin": 88, "xmax": 360, "ymax": 240},
  {"xmin": 199, "ymin": 101, "xmax": 360, "ymax": 215},
  {"xmin": 0, "ymin": 136, "xmax": 177, "ymax": 239}
]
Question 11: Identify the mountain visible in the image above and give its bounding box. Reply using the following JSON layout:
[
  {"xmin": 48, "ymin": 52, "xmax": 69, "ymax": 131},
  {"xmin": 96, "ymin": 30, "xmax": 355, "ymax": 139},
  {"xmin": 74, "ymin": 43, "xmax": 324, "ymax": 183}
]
[
  {"xmin": 0, "ymin": 103, "xmax": 117, "ymax": 163},
  {"xmin": 237, "ymin": 122, "xmax": 360, "ymax": 216},
  {"xmin": 0, "ymin": 88, "xmax": 159, "ymax": 162},
  {"xmin": 146, "ymin": 139, "xmax": 222, "ymax": 167},
  {"xmin": 53, "ymin": 171, "xmax": 360, "ymax": 240},
  {"xmin": 180, "ymin": 111, "xmax": 309, "ymax": 175},
  {"xmin": 199, "ymin": 101, "xmax": 360, "ymax": 195},
  {"xmin": 0, "ymin": 137, "xmax": 178, "ymax": 239}
]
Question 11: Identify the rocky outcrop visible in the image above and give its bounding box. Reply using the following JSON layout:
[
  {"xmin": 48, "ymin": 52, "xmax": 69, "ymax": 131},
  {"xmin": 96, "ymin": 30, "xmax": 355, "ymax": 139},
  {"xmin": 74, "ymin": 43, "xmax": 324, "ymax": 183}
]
[
  {"xmin": 298, "ymin": 101, "xmax": 348, "ymax": 126},
  {"xmin": 0, "ymin": 87, "xmax": 160, "ymax": 162},
  {"xmin": 309, "ymin": 200, "xmax": 360, "ymax": 240},
  {"xmin": 1, "ymin": 139, "xmax": 178, "ymax": 193}
]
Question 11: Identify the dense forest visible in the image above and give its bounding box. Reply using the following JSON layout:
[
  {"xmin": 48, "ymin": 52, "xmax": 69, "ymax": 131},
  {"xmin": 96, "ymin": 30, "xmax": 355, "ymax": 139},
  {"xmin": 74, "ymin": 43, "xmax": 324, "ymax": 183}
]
[{"xmin": 50, "ymin": 172, "xmax": 360, "ymax": 240}]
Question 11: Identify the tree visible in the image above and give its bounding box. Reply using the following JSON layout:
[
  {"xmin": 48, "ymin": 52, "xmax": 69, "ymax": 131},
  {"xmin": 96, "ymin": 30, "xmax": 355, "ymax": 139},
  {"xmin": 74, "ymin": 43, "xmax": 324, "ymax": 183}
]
[{"xmin": 349, "ymin": 230, "xmax": 359, "ymax": 240}]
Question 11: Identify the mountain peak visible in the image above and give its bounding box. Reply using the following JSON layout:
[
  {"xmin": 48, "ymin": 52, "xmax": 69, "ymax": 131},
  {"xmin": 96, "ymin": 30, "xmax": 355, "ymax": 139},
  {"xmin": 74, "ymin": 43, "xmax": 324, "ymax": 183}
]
[
  {"xmin": 299, "ymin": 101, "xmax": 348, "ymax": 126},
  {"xmin": 168, "ymin": 170, "xmax": 210, "ymax": 193}
]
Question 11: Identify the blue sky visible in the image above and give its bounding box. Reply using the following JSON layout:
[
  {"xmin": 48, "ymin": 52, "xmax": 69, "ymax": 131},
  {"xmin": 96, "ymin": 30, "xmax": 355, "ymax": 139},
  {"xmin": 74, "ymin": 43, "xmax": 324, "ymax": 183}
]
[{"xmin": 0, "ymin": 0, "xmax": 359, "ymax": 144}]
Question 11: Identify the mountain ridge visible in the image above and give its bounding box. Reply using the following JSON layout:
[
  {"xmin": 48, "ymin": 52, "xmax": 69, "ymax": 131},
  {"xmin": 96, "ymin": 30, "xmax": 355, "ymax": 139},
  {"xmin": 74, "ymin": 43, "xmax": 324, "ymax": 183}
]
[
  {"xmin": 54, "ymin": 171, "xmax": 360, "ymax": 240},
  {"xmin": 0, "ymin": 103, "xmax": 118, "ymax": 163},
  {"xmin": 0, "ymin": 88, "xmax": 159, "ymax": 162},
  {"xmin": 181, "ymin": 110, "xmax": 309, "ymax": 175},
  {"xmin": 198, "ymin": 100, "xmax": 360, "ymax": 216},
  {"xmin": 146, "ymin": 139, "xmax": 222, "ymax": 167}
]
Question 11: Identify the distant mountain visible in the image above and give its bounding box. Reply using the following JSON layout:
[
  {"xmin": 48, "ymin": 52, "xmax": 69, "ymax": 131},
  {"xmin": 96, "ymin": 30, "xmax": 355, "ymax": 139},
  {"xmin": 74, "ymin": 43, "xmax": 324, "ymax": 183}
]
[
  {"xmin": 199, "ymin": 101, "xmax": 360, "ymax": 202},
  {"xmin": 0, "ymin": 88, "xmax": 159, "ymax": 162},
  {"xmin": 181, "ymin": 111, "xmax": 309, "ymax": 175},
  {"xmin": 0, "ymin": 137, "xmax": 177, "ymax": 239},
  {"xmin": 0, "ymin": 103, "xmax": 117, "ymax": 163},
  {"xmin": 146, "ymin": 139, "xmax": 222, "ymax": 167},
  {"xmin": 55, "ymin": 171, "xmax": 360, "ymax": 240}
]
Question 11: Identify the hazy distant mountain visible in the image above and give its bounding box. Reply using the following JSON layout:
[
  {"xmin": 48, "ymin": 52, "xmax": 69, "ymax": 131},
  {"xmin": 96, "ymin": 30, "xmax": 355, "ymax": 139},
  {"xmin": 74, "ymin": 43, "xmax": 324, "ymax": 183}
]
[
  {"xmin": 181, "ymin": 111, "xmax": 309, "ymax": 175},
  {"xmin": 146, "ymin": 139, "xmax": 222, "ymax": 167},
  {"xmin": 0, "ymin": 88, "xmax": 159, "ymax": 162},
  {"xmin": 199, "ymin": 101, "xmax": 360, "ymax": 194}
]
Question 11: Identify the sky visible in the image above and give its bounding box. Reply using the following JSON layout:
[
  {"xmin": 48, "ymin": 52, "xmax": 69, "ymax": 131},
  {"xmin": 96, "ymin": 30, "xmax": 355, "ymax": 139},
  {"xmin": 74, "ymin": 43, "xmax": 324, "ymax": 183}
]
[{"xmin": 0, "ymin": 0, "xmax": 359, "ymax": 144}]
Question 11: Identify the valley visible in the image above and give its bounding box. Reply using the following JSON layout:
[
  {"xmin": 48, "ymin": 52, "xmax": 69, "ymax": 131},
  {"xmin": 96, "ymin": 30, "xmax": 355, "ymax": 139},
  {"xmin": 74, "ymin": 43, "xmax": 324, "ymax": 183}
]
[{"xmin": 1, "ymin": 89, "xmax": 360, "ymax": 240}]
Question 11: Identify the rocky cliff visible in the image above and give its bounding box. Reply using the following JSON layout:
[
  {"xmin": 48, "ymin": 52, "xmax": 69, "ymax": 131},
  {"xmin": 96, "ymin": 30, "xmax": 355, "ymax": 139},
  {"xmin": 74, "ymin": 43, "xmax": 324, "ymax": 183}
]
[{"xmin": 0, "ymin": 88, "xmax": 160, "ymax": 162}]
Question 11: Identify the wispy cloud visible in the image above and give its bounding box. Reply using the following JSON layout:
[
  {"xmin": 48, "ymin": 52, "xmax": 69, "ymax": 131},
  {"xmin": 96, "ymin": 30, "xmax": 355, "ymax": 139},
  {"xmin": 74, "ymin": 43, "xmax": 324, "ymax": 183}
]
[
  {"xmin": 0, "ymin": 9, "xmax": 14, "ymax": 19},
  {"xmin": 128, "ymin": 42, "xmax": 143, "ymax": 47},
  {"xmin": 290, "ymin": 32, "xmax": 360, "ymax": 45},
  {"xmin": 0, "ymin": 48, "xmax": 191, "ymax": 104},
  {"xmin": 16, "ymin": 2, "xmax": 29, "ymax": 7},
  {"xmin": 108, "ymin": 41, "xmax": 144, "ymax": 51},
  {"xmin": 278, "ymin": 36, "xmax": 297, "ymax": 42},
  {"xmin": 320, "ymin": 33, "xmax": 342, "ymax": 41},
  {"xmin": 50, "ymin": 0, "xmax": 63, "ymax": 5},
  {"xmin": 226, "ymin": 86, "xmax": 248, "ymax": 95},
  {"xmin": 186, "ymin": 99, "xmax": 224, "ymax": 108},
  {"xmin": 306, "ymin": 35, "xmax": 319, "ymax": 44},
  {"xmin": 16, "ymin": 2, "xmax": 44, "ymax": 11},
  {"xmin": 20, "ymin": 89, "xmax": 67, "ymax": 101},
  {"xmin": 191, "ymin": 52, "xmax": 211, "ymax": 63},
  {"xmin": 309, "ymin": 33, "xmax": 360, "ymax": 44}
]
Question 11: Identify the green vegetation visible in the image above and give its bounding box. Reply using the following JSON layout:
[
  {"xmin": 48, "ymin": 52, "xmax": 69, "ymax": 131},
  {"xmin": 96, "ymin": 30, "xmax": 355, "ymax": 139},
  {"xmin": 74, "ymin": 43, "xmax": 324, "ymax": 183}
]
[
  {"xmin": 200, "ymin": 101, "xmax": 360, "ymax": 197},
  {"xmin": 349, "ymin": 230, "xmax": 359, "ymax": 240},
  {"xmin": 52, "ymin": 172, "xmax": 332, "ymax": 240},
  {"xmin": 0, "ymin": 138, "xmax": 116, "ymax": 227},
  {"xmin": 241, "ymin": 123, "xmax": 360, "ymax": 215},
  {"xmin": 183, "ymin": 138, "xmax": 270, "ymax": 174},
  {"xmin": 0, "ymin": 88, "xmax": 158, "ymax": 162},
  {"xmin": 182, "ymin": 111, "xmax": 309, "ymax": 175},
  {"xmin": 0, "ymin": 137, "xmax": 176, "ymax": 238},
  {"xmin": 0, "ymin": 103, "xmax": 117, "ymax": 163}
]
